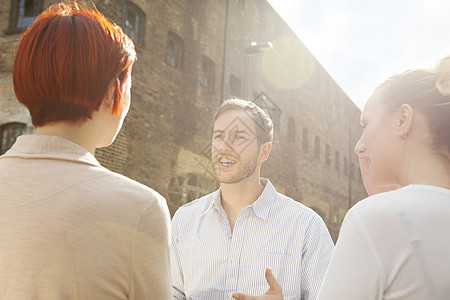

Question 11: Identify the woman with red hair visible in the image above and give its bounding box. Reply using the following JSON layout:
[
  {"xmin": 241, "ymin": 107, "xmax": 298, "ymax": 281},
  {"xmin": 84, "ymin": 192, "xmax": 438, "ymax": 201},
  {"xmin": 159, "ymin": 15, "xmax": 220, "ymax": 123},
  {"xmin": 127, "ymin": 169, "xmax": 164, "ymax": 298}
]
[{"xmin": 0, "ymin": 2, "xmax": 171, "ymax": 299}]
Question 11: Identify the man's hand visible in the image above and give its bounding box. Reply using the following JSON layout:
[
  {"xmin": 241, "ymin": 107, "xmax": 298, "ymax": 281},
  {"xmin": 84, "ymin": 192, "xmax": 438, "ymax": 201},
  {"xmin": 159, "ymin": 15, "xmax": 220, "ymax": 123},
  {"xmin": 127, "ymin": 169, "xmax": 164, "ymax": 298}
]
[{"xmin": 232, "ymin": 268, "xmax": 283, "ymax": 300}]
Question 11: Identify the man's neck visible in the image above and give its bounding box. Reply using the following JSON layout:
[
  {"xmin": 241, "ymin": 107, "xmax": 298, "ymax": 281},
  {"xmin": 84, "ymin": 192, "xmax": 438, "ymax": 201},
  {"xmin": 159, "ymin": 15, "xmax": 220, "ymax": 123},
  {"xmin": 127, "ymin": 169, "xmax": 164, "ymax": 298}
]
[{"xmin": 220, "ymin": 175, "xmax": 265, "ymax": 230}]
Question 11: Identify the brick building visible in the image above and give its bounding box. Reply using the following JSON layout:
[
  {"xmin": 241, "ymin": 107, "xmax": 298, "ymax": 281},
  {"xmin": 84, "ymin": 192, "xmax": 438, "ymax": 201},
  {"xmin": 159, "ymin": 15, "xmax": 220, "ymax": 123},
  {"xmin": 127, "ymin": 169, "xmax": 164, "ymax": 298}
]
[{"xmin": 0, "ymin": 0, "xmax": 367, "ymax": 240}]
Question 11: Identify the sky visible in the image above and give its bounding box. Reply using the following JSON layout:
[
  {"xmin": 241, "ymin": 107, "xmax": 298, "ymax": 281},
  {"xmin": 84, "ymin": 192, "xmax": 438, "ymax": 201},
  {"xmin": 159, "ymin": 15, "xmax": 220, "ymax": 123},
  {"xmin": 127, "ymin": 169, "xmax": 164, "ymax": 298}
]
[{"xmin": 266, "ymin": 0, "xmax": 450, "ymax": 110}]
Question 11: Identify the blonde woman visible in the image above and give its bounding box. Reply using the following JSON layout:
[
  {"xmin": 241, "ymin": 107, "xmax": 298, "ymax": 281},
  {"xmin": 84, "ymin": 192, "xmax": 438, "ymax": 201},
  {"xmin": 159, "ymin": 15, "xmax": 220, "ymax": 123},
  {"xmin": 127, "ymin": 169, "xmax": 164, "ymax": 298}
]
[{"xmin": 234, "ymin": 58, "xmax": 450, "ymax": 300}]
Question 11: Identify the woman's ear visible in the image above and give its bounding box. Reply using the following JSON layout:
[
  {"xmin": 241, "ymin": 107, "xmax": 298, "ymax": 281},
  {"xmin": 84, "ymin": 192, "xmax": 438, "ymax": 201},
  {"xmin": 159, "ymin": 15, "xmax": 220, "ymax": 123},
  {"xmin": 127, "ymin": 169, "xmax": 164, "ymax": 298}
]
[
  {"xmin": 397, "ymin": 104, "xmax": 414, "ymax": 138},
  {"xmin": 101, "ymin": 78, "xmax": 120, "ymax": 114}
]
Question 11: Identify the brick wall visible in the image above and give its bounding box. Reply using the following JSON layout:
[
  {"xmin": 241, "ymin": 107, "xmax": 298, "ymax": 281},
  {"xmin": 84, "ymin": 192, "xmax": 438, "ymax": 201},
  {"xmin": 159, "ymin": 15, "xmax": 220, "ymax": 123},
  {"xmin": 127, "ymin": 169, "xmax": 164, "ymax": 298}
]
[{"xmin": 0, "ymin": 0, "xmax": 367, "ymax": 241}]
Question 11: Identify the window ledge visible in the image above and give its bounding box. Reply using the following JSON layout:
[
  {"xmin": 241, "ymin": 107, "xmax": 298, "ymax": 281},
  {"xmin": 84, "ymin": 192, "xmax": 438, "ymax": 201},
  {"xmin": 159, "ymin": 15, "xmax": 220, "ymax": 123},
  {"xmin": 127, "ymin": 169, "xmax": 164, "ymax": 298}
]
[{"xmin": 4, "ymin": 27, "xmax": 25, "ymax": 35}]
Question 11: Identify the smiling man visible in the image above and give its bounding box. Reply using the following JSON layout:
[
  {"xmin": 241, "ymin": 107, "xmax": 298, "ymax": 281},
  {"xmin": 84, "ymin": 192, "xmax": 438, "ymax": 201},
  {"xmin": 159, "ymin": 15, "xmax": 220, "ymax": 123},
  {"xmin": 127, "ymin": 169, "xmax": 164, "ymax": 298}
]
[{"xmin": 170, "ymin": 98, "xmax": 334, "ymax": 300}]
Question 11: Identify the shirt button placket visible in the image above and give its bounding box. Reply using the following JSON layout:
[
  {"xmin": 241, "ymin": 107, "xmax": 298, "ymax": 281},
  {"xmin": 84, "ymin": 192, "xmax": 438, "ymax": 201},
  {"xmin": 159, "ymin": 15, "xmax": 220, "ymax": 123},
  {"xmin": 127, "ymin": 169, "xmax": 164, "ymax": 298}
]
[
  {"xmin": 225, "ymin": 210, "xmax": 249, "ymax": 298},
  {"xmin": 226, "ymin": 241, "xmax": 240, "ymax": 296}
]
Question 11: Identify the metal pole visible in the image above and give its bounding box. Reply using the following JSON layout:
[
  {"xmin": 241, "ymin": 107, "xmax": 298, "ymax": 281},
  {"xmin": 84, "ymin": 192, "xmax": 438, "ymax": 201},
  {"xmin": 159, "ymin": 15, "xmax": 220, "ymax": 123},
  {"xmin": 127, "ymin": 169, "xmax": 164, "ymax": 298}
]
[
  {"xmin": 244, "ymin": 53, "xmax": 250, "ymax": 100},
  {"xmin": 348, "ymin": 103, "xmax": 352, "ymax": 208},
  {"xmin": 243, "ymin": 42, "xmax": 272, "ymax": 101},
  {"xmin": 220, "ymin": 0, "xmax": 231, "ymax": 103}
]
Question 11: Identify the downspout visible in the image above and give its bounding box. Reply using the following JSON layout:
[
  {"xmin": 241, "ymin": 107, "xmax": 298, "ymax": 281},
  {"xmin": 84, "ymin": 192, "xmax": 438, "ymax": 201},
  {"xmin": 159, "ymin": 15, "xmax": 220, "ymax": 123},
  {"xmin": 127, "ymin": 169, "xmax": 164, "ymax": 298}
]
[
  {"xmin": 220, "ymin": 0, "xmax": 231, "ymax": 103},
  {"xmin": 348, "ymin": 103, "xmax": 353, "ymax": 208}
]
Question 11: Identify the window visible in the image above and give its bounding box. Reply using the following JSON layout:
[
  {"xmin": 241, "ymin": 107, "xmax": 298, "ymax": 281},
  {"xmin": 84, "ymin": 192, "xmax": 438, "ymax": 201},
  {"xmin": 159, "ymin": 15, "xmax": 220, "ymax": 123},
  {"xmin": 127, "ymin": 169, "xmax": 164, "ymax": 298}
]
[
  {"xmin": 253, "ymin": 93, "xmax": 281, "ymax": 134},
  {"xmin": 1, "ymin": 123, "xmax": 26, "ymax": 155},
  {"xmin": 335, "ymin": 151, "xmax": 340, "ymax": 170},
  {"xmin": 229, "ymin": 75, "xmax": 241, "ymax": 98},
  {"xmin": 166, "ymin": 32, "xmax": 184, "ymax": 69},
  {"xmin": 343, "ymin": 157, "xmax": 348, "ymax": 175},
  {"xmin": 271, "ymin": 110, "xmax": 281, "ymax": 134},
  {"xmin": 288, "ymin": 118, "xmax": 295, "ymax": 142},
  {"xmin": 123, "ymin": 2, "xmax": 145, "ymax": 45},
  {"xmin": 302, "ymin": 127, "xmax": 308, "ymax": 152},
  {"xmin": 255, "ymin": 5, "xmax": 261, "ymax": 27},
  {"xmin": 168, "ymin": 173, "xmax": 218, "ymax": 206},
  {"xmin": 325, "ymin": 144, "xmax": 331, "ymax": 165},
  {"xmin": 255, "ymin": 4, "xmax": 265, "ymax": 32},
  {"xmin": 314, "ymin": 136, "xmax": 320, "ymax": 158},
  {"xmin": 6, "ymin": 0, "xmax": 42, "ymax": 33},
  {"xmin": 200, "ymin": 56, "xmax": 215, "ymax": 88}
]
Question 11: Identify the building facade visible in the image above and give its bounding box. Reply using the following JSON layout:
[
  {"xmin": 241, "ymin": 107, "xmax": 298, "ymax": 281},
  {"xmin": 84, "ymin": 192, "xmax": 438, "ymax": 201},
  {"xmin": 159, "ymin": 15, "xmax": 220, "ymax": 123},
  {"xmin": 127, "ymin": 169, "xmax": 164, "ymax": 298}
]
[{"xmin": 0, "ymin": 0, "xmax": 367, "ymax": 240}]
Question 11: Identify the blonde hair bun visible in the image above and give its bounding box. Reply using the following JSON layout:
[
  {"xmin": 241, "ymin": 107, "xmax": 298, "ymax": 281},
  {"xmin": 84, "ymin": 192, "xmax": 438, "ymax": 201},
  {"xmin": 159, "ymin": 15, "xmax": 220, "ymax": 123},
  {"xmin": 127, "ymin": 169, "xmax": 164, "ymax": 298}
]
[{"xmin": 435, "ymin": 56, "xmax": 450, "ymax": 96}]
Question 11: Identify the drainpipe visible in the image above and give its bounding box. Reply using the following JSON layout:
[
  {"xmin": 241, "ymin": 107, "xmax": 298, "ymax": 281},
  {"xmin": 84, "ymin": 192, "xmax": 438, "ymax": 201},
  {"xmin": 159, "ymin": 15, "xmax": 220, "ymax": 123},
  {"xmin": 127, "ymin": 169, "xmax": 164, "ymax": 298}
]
[
  {"xmin": 220, "ymin": 0, "xmax": 231, "ymax": 103},
  {"xmin": 348, "ymin": 103, "xmax": 353, "ymax": 208}
]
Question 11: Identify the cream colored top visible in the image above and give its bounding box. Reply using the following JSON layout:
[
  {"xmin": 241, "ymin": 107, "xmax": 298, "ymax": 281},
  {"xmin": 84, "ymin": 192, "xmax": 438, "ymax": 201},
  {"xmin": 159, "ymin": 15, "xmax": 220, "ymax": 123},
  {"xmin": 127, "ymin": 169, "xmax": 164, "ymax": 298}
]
[
  {"xmin": 0, "ymin": 135, "xmax": 171, "ymax": 299},
  {"xmin": 318, "ymin": 185, "xmax": 450, "ymax": 300}
]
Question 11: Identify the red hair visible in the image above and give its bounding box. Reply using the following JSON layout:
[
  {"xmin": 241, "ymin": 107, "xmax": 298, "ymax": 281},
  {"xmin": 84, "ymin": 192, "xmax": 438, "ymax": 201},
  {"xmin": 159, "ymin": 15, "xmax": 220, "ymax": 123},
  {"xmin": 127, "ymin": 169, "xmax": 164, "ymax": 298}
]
[{"xmin": 13, "ymin": 1, "xmax": 137, "ymax": 126}]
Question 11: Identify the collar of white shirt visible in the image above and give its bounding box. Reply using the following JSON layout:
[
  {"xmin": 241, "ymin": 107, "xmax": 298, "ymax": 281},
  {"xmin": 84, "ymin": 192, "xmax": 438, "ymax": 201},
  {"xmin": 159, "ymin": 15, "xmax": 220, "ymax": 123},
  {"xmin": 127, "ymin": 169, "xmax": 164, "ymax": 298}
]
[{"xmin": 201, "ymin": 178, "xmax": 278, "ymax": 221}]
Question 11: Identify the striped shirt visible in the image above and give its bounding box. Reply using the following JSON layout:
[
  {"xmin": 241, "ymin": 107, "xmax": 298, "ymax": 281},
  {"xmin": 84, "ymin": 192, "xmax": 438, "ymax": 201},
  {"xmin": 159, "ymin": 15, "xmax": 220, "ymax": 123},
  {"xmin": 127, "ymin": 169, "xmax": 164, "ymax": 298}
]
[{"xmin": 171, "ymin": 178, "xmax": 334, "ymax": 300}]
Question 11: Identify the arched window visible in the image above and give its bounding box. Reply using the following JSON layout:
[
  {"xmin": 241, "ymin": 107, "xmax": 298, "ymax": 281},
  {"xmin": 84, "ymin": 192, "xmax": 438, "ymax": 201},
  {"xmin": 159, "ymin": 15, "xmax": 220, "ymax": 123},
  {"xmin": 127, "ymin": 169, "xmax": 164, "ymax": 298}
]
[
  {"xmin": 314, "ymin": 136, "xmax": 320, "ymax": 158},
  {"xmin": 200, "ymin": 56, "xmax": 215, "ymax": 88},
  {"xmin": 335, "ymin": 151, "xmax": 340, "ymax": 170},
  {"xmin": 302, "ymin": 127, "xmax": 308, "ymax": 152},
  {"xmin": 343, "ymin": 157, "xmax": 348, "ymax": 175},
  {"xmin": 165, "ymin": 32, "xmax": 184, "ymax": 69},
  {"xmin": 6, "ymin": 0, "xmax": 42, "ymax": 33},
  {"xmin": 123, "ymin": 2, "xmax": 146, "ymax": 45},
  {"xmin": 1, "ymin": 123, "xmax": 26, "ymax": 154},
  {"xmin": 168, "ymin": 173, "xmax": 218, "ymax": 207},
  {"xmin": 287, "ymin": 117, "xmax": 295, "ymax": 142},
  {"xmin": 351, "ymin": 162, "xmax": 355, "ymax": 180},
  {"xmin": 325, "ymin": 144, "xmax": 331, "ymax": 165}
]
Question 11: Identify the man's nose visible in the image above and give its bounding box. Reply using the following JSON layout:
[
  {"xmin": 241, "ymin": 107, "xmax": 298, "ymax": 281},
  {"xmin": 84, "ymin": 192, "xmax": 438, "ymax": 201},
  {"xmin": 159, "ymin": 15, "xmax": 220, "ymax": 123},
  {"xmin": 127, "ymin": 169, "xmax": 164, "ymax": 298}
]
[{"xmin": 219, "ymin": 135, "xmax": 234, "ymax": 151}]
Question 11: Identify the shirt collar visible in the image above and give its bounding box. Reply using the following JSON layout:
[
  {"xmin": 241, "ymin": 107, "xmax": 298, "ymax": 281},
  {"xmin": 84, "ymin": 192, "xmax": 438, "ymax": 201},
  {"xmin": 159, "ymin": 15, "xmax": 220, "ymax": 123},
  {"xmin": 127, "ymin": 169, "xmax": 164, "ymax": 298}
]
[
  {"xmin": 202, "ymin": 190, "xmax": 221, "ymax": 216},
  {"xmin": 1, "ymin": 134, "xmax": 101, "ymax": 167},
  {"xmin": 252, "ymin": 178, "xmax": 278, "ymax": 220},
  {"xmin": 202, "ymin": 178, "xmax": 278, "ymax": 221}
]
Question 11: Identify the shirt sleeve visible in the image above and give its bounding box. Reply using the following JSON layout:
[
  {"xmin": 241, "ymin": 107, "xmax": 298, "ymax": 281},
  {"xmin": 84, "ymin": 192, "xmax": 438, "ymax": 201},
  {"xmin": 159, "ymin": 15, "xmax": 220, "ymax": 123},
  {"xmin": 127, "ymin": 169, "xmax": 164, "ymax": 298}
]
[
  {"xmin": 130, "ymin": 194, "xmax": 172, "ymax": 300},
  {"xmin": 317, "ymin": 209, "xmax": 384, "ymax": 300},
  {"xmin": 171, "ymin": 208, "xmax": 186, "ymax": 300},
  {"xmin": 300, "ymin": 214, "xmax": 335, "ymax": 300}
]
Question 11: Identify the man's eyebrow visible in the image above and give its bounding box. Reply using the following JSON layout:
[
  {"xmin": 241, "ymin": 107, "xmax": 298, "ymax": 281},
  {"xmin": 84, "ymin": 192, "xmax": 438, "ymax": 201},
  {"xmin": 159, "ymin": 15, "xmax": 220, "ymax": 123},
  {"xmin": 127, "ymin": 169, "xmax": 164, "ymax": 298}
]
[
  {"xmin": 213, "ymin": 129, "xmax": 251, "ymax": 136},
  {"xmin": 231, "ymin": 129, "xmax": 249, "ymax": 134}
]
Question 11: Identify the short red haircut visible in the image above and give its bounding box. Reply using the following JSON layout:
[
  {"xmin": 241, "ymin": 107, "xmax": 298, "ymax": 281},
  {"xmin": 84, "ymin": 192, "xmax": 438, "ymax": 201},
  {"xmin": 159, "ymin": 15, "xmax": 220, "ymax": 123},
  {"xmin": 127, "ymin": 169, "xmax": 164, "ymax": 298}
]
[{"xmin": 13, "ymin": 1, "xmax": 137, "ymax": 127}]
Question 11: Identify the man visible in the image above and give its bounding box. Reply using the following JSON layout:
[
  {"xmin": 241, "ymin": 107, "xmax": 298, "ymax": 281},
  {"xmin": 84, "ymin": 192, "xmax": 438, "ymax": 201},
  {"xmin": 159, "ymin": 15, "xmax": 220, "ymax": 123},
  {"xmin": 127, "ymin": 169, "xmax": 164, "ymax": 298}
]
[{"xmin": 171, "ymin": 99, "xmax": 334, "ymax": 299}]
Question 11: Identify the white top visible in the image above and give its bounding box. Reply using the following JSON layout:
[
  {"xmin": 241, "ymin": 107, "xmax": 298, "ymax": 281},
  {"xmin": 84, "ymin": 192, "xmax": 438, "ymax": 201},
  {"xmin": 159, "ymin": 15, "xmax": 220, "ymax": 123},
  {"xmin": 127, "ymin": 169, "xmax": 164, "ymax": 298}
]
[
  {"xmin": 171, "ymin": 178, "xmax": 334, "ymax": 300},
  {"xmin": 0, "ymin": 135, "xmax": 172, "ymax": 299},
  {"xmin": 317, "ymin": 185, "xmax": 450, "ymax": 300}
]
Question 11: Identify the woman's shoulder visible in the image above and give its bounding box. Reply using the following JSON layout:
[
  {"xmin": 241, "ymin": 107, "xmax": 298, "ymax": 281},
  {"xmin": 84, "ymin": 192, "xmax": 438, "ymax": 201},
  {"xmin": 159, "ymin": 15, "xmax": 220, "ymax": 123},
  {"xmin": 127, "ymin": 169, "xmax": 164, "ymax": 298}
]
[
  {"xmin": 346, "ymin": 185, "xmax": 450, "ymax": 229},
  {"xmin": 353, "ymin": 185, "xmax": 449, "ymax": 211}
]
